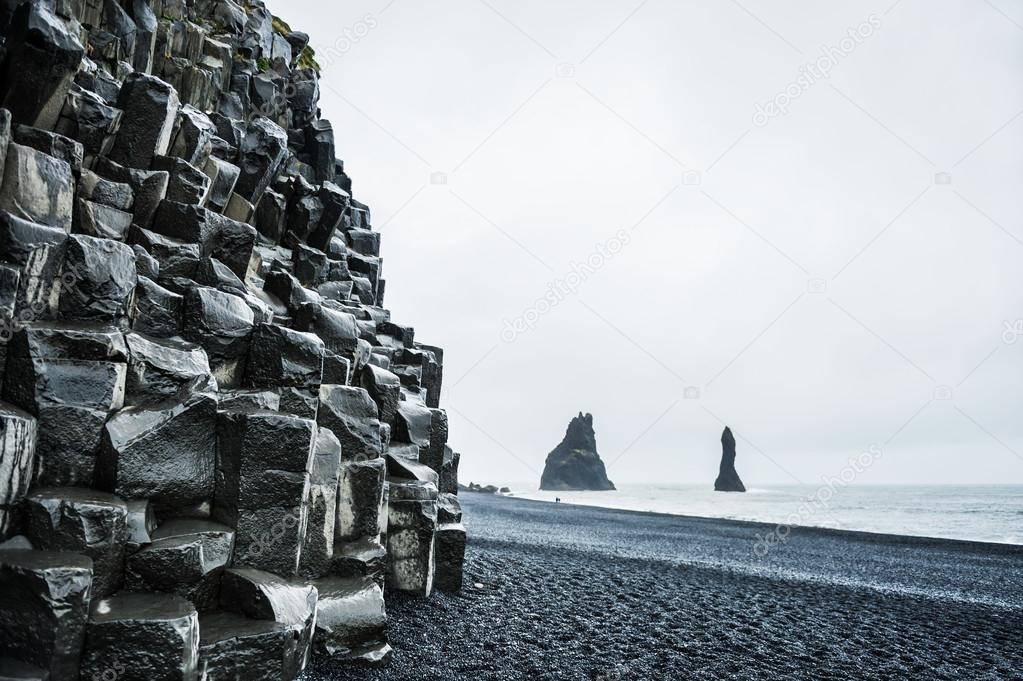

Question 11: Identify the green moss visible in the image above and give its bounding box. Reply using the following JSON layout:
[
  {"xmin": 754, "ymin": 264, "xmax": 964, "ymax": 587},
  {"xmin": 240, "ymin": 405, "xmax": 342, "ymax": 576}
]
[
  {"xmin": 256, "ymin": 56, "xmax": 271, "ymax": 71},
  {"xmin": 297, "ymin": 45, "xmax": 320, "ymax": 73}
]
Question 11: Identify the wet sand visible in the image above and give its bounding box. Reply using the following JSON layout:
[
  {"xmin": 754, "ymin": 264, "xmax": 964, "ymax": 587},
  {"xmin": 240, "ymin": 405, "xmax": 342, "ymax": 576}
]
[{"xmin": 303, "ymin": 492, "xmax": 1023, "ymax": 680}]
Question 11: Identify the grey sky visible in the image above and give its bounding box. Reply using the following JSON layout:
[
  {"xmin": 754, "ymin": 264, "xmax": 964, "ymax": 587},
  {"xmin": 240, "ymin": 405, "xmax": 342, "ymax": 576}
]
[{"xmin": 277, "ymin": 0, "xmax": 1023, "ymax": 486}]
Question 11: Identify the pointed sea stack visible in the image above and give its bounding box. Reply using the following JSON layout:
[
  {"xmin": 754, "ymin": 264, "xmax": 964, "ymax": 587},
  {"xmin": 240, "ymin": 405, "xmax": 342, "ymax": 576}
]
[
  {"xmin": 714, "ymin": 427, "xmax": 746, "ymax": 492},
  {"xmin": 540, "ymin": 413, "xmax": 615, "ymax": 491}
]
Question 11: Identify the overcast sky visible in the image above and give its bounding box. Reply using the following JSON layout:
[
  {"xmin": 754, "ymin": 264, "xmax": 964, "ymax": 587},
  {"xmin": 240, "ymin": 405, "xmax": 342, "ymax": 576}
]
[{"xmin": 277, "ymin": 0, "xmax": 1023, "ymax": 486}]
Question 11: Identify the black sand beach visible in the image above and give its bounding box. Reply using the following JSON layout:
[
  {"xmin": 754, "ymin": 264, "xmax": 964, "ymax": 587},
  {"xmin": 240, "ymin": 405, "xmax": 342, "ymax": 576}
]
[{"xmin": 304, "ymin": 493, "xmax": 1023, "ymax": 680}]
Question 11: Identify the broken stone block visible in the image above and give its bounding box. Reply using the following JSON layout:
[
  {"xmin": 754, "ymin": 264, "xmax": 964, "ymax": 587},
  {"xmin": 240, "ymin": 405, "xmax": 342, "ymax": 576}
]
[
  {"xmin": 125, "ymin": 518, "xmax": 234, "ymax": 611},
  {"xmin": 0, "ymin": 3, "xmax": 85, "ymax": 130},
  {"xmin": 310, "ymin": 576, "xmax": 391, "ymax": 665},
  {"xmin": 360, "ymin": 363, "xmax": 400, "ymax": 427},
  {"xmin": 335, "ymin": 457, "xmax": 386, "ymax": 544},
  {"xmin": 292, "ymin": 243, "xmax": 329, "ymax": 288},
  {"xmin": 217, "ymin": 389, "xmax": 280, "ymax": 412},
  {"xmin": 2, "ymin": 323, "xmax": 127, "ymax": 486},
  {"xmin": 434, "ymin": 522, "xmax": 466, "ymax": 593},
  {"xmin": 0, "ymin": 550, "xmax": 92, "ymax": 680},
  {"xmin": 79, "ymin": 592, "xmax": 200, "ymax": 681},
  {"xmin": 202, "ymin": 156, "xmax": 240, "ymax": 214},
  {"xmin": 0, "ymin": 212, "xmax": 69, "ymax": 319},
  {"xmin": 254, "ymin": 188, "xmax": 286, "ymax": 242},
  {"xmin": 304, "ymin": 119, "xmax": 335, "ymax": 184},
  {"xmin": 13, "ymin": 124, "xmax": 83, "ymax": 173},
  {"xmin": 24, "ymin": 487, "xmax": 128, "ymax": 596},
  {"xmin": 347, "ymin": 228, "xmax": 381, "ymax": 258},
  {"xmin": 293, "ymin": 302, "xmax": 359, "ymax": 357},
  {"xmin": 128, "ymin": 225, "xmax": 200, "ymax": 278},
  {"xmin": 214, "ymin": 409, "xmax": 315, "ymax": 576},
  {"xmin": 132, "ymin": 247, "xmax": 160, "ymax": 280},
  {"xmin": 97, "ymin": 390, "xmax": 218, "ymax": 515},
  {"xmin": 386, "ymin": 480, "xmax": 437, "ymax": 597},
  {"xmin": 299, "ymin": 427, "xmax": 341, "ymax": 579},
  {"xmin": 195, "ymin": 257, "xmax": 245, "ymax": 294},
  {"xmin": 386, "ymin": 449, "xmax": 439, "ymax": 487},
  {"xmin": 125, "ymin": 498, "xmax": 156, "ymax": 552},
  {"xmin": 244, "ymin": 323, "xmax": 324, "ymax": 390},
  {"xmin": 0, "ymin": 143, "xmax": 74, "ymax": 233},
  {"xmin": 332, "ymin": 536, "xmax": 386, "ymax": 587},
  {"xmin": 224, "ymin": 192, "xmax": 254, "ymax": 223},
  {"xmin": 393, "ymin": 399, "xmax": 433, "ymax": 449},
  {"xmin": 219, "ymin": 568, "xmax": 317, "ymax": 679},
  {"xmin": 208, "ymin": 214, "xmax": 258, "ymax": 280},
  {"xmin": 264, "ymin": 269, "xmax": 319, "ymax": 314},
  {"xmin": 152, "ymin": 155, "xmax": 212, "ymax": 205},
  {"xmin": 0, "ymin": 209, "xmax": 69, "ymax": 314},
  {"xmin": 59, "ymin": 234, "xmax": 137, "ymax": 322},
  {"xmin": 198, "ymin": 611, "xmax": 292, "ymax": 681},
  {"xmin": 168, "ymin": 105, "xmax": 215, "ymax": 167},
  {"xmin": 278, "ymin": 387, "xmax": 318, "ymax": 420},
  {"xmin": 124, "ymin": 333, "xmax": 213, "ymax": 406},
  {"xmin": 439, "ymin": 447, "xmax": 460, "ymax": 495},
  {"xmin": 0, "ymin": 403, "xmax": 36, "ymax": 540},
  {"xmin": 234, "ymin": 117, "xmax": 288, "ymax": 204},
  {"xmin": 182, "ymin": 286, "xmax": 254, "ymax": 388},
  {"xmin": 317, "ymin": 385, "xmax": 382, "ymax": 462},
  {"xmin": 94, "ymin": 158, "xmax": 168, "ymax": 228},
  {"xmin": 79, "ymin": 169, "xmax": 134, "ymax": 211},
  {"xmin": 110, "ymin": 72, "xmax": 181, "ymax": 169},
  {"xmin": 131, "ymin": 276, "xmax": 183, "ymax": 337},
  {"xmin": 55, "ymin": 84, "xmax": 122, "ymax": 167},
  {"xmin": 74, "ymin": 198, "xmax": 134, "ymax": 240}
]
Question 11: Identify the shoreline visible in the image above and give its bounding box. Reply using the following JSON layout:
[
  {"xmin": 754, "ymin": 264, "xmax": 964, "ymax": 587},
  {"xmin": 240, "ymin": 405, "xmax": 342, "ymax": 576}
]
[
  {"xmin": 490, "ymin": 490, "xmax": 1023, "ymax": 551},
  {"xmin": 306, "ymin": 491, "xmax": 1023, "ymax": 680}
]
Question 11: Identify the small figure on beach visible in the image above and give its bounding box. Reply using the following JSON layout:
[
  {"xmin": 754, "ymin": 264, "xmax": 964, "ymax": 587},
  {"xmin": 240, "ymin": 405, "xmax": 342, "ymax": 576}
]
[{"xmin": 714, "ymin": 426, "xmax": 747, "ymax": 492}]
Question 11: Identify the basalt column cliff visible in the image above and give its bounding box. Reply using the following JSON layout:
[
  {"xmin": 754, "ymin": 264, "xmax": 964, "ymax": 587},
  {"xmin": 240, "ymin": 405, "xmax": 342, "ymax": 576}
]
[{"xmin": 0, "ymin": 1, "xmax": 464, "ymax": 677}]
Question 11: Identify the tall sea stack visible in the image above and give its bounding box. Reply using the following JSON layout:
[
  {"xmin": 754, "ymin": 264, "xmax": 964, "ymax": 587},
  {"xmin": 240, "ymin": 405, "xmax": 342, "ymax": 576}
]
[
  {"xmin": 714, "ymin": 427, "xmax": 746, "ymax": 492},
  {"xmin": 540, "ymin": 413, "xmax": 615, "ymax": 491},
  {"xmin": 0, "ymin": 1, "xmax": 463, "ymax": 677}
]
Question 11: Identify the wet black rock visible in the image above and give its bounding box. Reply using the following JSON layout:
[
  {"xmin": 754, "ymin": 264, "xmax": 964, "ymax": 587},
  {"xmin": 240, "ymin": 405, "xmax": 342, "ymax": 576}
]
[
  {"xmin": 97, "ymin": 390, "xmax": 218, "ymax": 515},
  {"xmin": 0, "ymin": 0, "xmax": 460, "ymax": 672},
  {"xmin": 714, "ymin": 426, "xmax": 746, "ymax": 493},
  {"xmin": 198, "ymin": 611, "xmax": 292, "ymax": 681},
  {"xmin": 79, "ymin": 591, "xmax": 199, "ymax": 681},
  {"xmin": 0, "ymin": 402, "xmax": 36, "ymax": 539},
  {"xmin": 219, "ymin": 567, "xmax": 317, "ymax": 679},
  {"xmin": 0, "ymin": 549, "xmax": 92, "ymax": 679},
  {"xmin": 539, "ymin": 412, "xmax": 616, "ymax": 491},
  {"xmin": 24, "ymin": 486, "xmax": 128, "ymax": 597},
  {"xmin": 310, "ymin": 576, "xmax": 391, "ymax": 666}
]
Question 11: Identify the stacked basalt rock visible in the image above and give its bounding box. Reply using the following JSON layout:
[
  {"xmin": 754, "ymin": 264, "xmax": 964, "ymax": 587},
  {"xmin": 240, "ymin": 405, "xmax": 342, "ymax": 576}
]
[{"xmin": 0, "ymin": 1, "xmax": 465, "ymax": 678}]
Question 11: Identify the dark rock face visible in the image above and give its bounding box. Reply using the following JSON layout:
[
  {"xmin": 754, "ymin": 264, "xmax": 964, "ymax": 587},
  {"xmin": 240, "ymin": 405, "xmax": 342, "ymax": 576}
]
[
  {"xmin": 714, "ymin": 427, "xmax": 746, "ymax": 493},
  {"xmin": 540, "ymin": 413, "xmax": 616, "ymax": 491},
  {"xmin": 0, "ymin": 0, "xmax": 460, "ymax": 675}
]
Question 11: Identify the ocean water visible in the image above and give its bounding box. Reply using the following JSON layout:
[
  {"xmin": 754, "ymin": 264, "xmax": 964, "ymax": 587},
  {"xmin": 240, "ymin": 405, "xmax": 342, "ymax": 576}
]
[{"xmin": 506, "ymin": 484, "xmax": 1023, "ymax": 545}]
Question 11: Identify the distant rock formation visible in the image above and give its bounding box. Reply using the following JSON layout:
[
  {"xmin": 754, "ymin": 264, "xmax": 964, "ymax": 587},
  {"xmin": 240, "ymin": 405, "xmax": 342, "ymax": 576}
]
[
  {"xmin": 540, "ymin": 413, "xmax": 616, "ymax": 491},
  {"xmin": 714, "ymin": 427, "xmax": 746, "ymax": 492}
]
